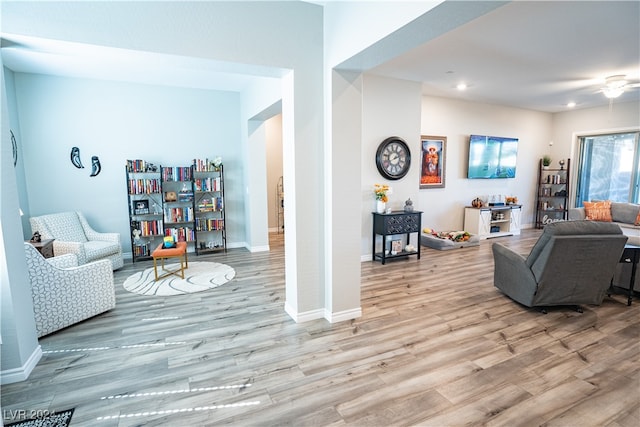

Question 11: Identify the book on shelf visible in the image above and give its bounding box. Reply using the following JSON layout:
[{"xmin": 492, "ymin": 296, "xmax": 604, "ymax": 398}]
[
  {"xmin": 194, "ymin": 177, "xmax": 221, "ymax": 192},
  {"xmin": 126, "ymin": 159, "xmax": 158, "ymax": 173},
  {"xmin": 195, "ymin": 217, "xmax": 224, "ymax": 231},
  {"xmin": 133, "ymin": 243, "xmax": 151, "ymax": 257},
  {"xmin": 194, "ymin": 158, "xmax": 222, "ymax": 172},
  {"xmin": 163, "ymin": 166, "xmax": 192, "ymax": 182},
  {"xmin": 128, "ymin": 178, "xmax": 161, "ymax": 194},
  {"xmin": 164, "ymin": 227, "xmax": 195, "ymax": 242},
  {"xmin": 197, "ymin": 196, "xmax": 223, "ymax": 211},
  {"xmin": 164, "ymin": 207, "xmax": 194, "ymax": 223}
]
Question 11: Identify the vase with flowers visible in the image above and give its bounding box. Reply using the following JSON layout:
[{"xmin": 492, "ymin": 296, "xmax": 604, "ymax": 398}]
[{"xmin": 374, "ymin": 184, "xmax": 390, "ymax": 213}]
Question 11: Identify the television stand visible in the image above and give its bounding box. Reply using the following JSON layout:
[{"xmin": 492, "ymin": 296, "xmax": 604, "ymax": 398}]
[{"xmin": 464, "ymin": 205, "xmax": 522, "ymax": 240}]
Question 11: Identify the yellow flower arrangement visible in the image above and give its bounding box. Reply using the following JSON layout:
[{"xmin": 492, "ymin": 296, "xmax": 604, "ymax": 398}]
[{"xmin": 374, "ymin": 184, "xmax": 390, "ymax": 203}]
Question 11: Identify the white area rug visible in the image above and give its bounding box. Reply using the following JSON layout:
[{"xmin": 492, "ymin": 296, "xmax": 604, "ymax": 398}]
[{"xmin": 123, "ymin": 262, "xmax": 236, "ymax": 296}]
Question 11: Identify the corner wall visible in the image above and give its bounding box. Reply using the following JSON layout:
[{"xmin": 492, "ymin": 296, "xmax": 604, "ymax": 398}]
[
  {"xmin": 551, "ymin": 100, "xmax": 640, "ymax": 208},
  {"xmin": 361, "ymin": 75, "xmax": 422, "ymax": 257},
  {"xmin": 1, "ymin": 64, "xmax": 41, "ymax": 385},
  {"xmin": 13, "ymin": 73, "xmax": 244, "ymax": 256}
]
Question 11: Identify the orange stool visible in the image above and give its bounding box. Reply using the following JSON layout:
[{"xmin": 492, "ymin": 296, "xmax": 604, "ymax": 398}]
[{"xmin": 152, "ymin": 241, "xmax": 188, "ymax": 281}]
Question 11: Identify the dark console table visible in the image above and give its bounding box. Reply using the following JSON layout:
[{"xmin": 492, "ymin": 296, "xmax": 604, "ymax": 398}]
[{"xmin": 372, "ymin": 211, "xmax": 422, "ymax": 264}]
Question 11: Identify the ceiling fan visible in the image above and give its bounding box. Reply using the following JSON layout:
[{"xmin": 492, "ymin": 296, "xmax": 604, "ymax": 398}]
[{"xmin": 600, "ymin": 75, "xmax": 640, "ymax": 99}]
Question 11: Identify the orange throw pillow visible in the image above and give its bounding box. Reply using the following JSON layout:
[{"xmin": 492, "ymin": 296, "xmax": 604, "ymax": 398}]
[
  {"xmin": 636, "ymin": 211, "xmax": 640, "ymax": 226},
  {"xmin": 583, "ymin": 200, "xmax": 612, "ymax": 222}
]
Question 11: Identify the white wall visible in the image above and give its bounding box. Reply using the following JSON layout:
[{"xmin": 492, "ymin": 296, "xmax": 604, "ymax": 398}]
[
  {"xmin": 1, "ymin": 65, "xmax": 41, "ymax": 385},
  {"xmin": 419, "ymin": 95, "xmax": 553, "ymax": 232},
  {"xmin": 324, "ymin": 1, "xmax": 442, "ymax": 68},
  {"xmin": 361, "ymin": 75, "xmax": 422, "ymax": 257},
  {"xmin": 552, "ymin": 101, "xmax": 640, "ymax": 143},
  {"xmin": 13, "ymin": 74, "xmax": 243, "ymax": 256}
]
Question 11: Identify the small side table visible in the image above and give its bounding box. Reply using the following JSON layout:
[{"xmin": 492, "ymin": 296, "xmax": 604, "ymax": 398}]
[
  {"xmin": 609, "ymin": 244, "xmax": 639, "ymax": 306},
  {"xmin": 27, "ymin": 238, "xmax": 55, "ymax": 258}
]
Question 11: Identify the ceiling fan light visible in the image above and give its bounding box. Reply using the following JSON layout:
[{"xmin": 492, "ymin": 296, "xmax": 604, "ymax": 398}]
[{"xmin": 603, "ymin": 86, "xmax": 624, "ymax": 98}]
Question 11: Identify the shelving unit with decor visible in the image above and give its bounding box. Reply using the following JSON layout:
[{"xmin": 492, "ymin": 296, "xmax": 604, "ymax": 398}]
[
  {"xmin": 125, "ymin": 160, "xmax": 164, "ymax": 262},
  {"xmin": 535, "ymin": 158, "xmax": 570, "ymax": 229},
  {"xmin": 161, "ymin": 165, "xmax": 196, "ymax": 246},
  {"xmin": 193, "ymin": 159, "xmax": 226, "ymax": 254}
]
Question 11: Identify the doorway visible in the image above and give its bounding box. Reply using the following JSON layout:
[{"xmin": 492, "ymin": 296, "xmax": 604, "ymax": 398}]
[{"xmin": 265, "ymin": 114, "xmax": 284, "ymax": 234}]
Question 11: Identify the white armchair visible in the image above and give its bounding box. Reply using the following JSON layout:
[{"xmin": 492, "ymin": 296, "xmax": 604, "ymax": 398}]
[
  {"xmin": 29, "ymin": 211, "xmax": 124, "ymax": 270},
  {"xmin": 24, "ymin": 243, "xmax": 116, "ymax": 337}
]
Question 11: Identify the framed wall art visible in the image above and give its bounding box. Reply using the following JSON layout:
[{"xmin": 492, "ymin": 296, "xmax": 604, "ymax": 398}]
[{"xmin": 420, "ymin": 135, "xmax": 446, "ymax": 189}]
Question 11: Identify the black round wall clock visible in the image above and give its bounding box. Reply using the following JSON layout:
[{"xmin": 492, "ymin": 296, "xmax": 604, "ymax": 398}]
[{"xmin": 375, "ymin": 136, "xmax": 411, "ymax": 180}]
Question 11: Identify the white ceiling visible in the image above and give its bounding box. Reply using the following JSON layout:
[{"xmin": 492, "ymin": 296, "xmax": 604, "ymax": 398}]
[
  {"xmin": 0, "ymin": 34, "xmax": 283, "ymax": 93},
  {"xmin": 369, "ymin": 0, "xmax": 640, "ymax": 113},
  {"xmin": 1, "ymin": 1, "xmax": 639, "ymax": 113}
]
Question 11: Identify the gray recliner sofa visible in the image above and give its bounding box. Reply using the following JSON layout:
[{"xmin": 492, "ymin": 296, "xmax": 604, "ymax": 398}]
[
  {"xmin": 569, "ymin": 202, "xmax": 639, "ymax": 291},
  {"xmin": 492, "ymin": 221, "xmax": 627, "ymax": 310}
]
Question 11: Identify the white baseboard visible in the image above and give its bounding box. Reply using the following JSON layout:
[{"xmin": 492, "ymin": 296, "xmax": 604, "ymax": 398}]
[
  {"xmin": 226, "ymin": 241, "xmax": 246, "ymax": 249},
  {"xmin": 248, "ymin": 245, "xmax": 270, "ymax": 253},
  {"xmin": 325, "ymin": 307, "xmax": 362, "ymax": 323},
  {"xmin": 0, "ymin": 345, "xmax": 42, "ymax": 385},
  {"xmin": 285, "ymin": 303, "xmax": 325, "ymax": 323},
  {"xmin": 285, "ymin": 303, "xmax": 361, "ymax": 323}
]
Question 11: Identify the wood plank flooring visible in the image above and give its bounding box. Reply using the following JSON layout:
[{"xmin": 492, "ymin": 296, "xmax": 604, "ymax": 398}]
[{"xmin": 2, "ymin": 229, "xmax": 639, "ymax": 426}]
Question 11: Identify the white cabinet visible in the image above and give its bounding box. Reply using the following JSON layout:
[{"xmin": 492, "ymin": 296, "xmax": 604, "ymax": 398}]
[
  {"xmin": 509, "ymin": 207, "xmax": 521, "ymax": 235},
  {"xmin": 464, "ymin": 205, "xmax": 521, "ymax": 239}
]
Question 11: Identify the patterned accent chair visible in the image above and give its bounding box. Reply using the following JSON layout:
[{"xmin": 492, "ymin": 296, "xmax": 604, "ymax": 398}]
[
  {"xmin": 30, "ymin": 211, "xmax": 124, "ymax": 270},
  {"xmin": 24, "ymin": 243, "xmax": 116, "ymax": 337},
  {"xmin": 493, "ymin": 221, "xmax": 628, "ymax": 311}
]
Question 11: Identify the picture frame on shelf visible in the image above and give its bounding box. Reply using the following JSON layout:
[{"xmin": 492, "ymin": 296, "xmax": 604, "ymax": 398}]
[
  {"xmin": 134, "ymin": 199, "xmax": 149, "ymax": 215},
  {"xmin": 420, "ymin": 135, "xmax": 446, "ymax": 189},
  {"xmin": 390, "ymin": 238, "xmax": 403, "ymax": 255}
]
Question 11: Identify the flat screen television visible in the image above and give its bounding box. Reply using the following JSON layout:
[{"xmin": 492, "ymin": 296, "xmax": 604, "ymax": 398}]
[{"xmin": 467, "ymin": 134, "xmax": 518, "ymax": 179}]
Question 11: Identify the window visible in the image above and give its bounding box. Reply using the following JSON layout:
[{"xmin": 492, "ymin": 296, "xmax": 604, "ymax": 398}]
[{"xmin": 575, "ymin": 132, "xmax": 640, "ymax": 206}]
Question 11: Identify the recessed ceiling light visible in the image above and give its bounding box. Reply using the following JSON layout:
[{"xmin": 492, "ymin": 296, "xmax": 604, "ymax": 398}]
[
  {"xmin": 567, "ymin": 102, "xmax": 576, "ymax": 108},
  {"xmin": 456, "ymin": 83, "xmax": 467, "ymax": 91}
]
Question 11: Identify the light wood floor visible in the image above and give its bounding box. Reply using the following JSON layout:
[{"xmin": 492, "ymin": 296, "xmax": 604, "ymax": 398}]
[{"xmin": 2, "ymin": 229, "xmax": 639, "ymax": 426}]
